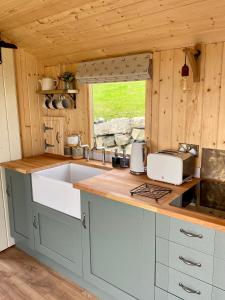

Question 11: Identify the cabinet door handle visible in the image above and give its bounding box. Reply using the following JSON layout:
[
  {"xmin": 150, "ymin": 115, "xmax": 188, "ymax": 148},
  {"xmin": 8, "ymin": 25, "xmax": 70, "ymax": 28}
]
[
  {"xmin": 82, "ymin": 213, "xmax": 86, "ymax": 229},
  {"xmin": 56, "ymin": 132, "xmax": 60, "ymax": 144},
  {"xmin": 33, "ymin": 216, "xmax": 38, "ymax": 229},
  {"xmin": 179, "ymin": 282, "xmax": 201, "ymax": 295},
  {"xmin": 180, "ymin": 228, "xmax": 203, "ymax": 239},
  {"xmin": 179, "ymin": 256, "xmax": 201, "ymax": 267}
]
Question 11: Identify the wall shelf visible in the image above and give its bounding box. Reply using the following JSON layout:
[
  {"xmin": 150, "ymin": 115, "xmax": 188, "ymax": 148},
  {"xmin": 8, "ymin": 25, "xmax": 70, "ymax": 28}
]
[{"xmin": 37, "ymin": 89, "xmax": 79, "ymax": 108}]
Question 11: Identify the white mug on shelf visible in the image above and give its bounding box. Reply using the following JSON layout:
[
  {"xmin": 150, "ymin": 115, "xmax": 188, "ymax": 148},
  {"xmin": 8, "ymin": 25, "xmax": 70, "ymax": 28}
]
[{"xmin": 39, "ymin": 77, "xmax": 58, "ymax": 91}]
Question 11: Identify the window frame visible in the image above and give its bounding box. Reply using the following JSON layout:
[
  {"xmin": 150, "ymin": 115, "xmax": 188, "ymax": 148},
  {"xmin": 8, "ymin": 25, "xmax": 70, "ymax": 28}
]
[{"xmin": 87, "ymin": 80, "xmax": 151, "ymax": 152}]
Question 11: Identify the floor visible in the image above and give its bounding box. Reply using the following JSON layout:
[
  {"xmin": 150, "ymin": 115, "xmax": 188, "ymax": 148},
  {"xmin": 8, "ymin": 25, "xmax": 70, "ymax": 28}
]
[{"xmin": 0, "ymin": 247, "xmax": 99, "ymax": 300}]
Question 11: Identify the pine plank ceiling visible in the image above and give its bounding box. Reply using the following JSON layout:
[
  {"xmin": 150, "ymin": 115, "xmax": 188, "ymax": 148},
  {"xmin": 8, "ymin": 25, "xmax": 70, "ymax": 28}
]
[{"xmin": 1, "ymin": 0, "xmax": 225, "ymax": 66}]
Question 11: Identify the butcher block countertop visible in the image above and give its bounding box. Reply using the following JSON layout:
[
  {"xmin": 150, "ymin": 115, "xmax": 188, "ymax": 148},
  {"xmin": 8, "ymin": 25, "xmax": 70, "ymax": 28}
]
[
  {"xmin": 1, "ymin": 155, "xmax": 112, "ymax": 174},
  {"xmin": 75, "ymin": 168, "xmax": 225, "ymax": 232},
  {"xmin": 2, "ymin": 155, "xmax": 225, "ymax": 232}
]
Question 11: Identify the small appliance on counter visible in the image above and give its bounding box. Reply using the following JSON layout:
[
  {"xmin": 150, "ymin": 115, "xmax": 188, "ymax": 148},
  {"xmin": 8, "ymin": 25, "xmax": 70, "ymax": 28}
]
[
  {"xmin": 130, "ymin": 141, "xmax": 147, "ymax": 175},
  {"xmin": 120, "ymin": 149, "xmax": 130, "ymax": 168},
  {"xmin": 147, "ymin": 150, "xmax": 195, "ymax": 185},
  {"xmin": 112, "ymin": 148, "xmax": 130, "ymax": 168},
  {"xmin": 112, "ymin": 149, "xmax": 121, "ymax": 168}
]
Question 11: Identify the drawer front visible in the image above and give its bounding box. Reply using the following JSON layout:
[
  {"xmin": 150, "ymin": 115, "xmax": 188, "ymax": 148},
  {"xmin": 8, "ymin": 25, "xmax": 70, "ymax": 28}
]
[
  {"xmin": 155, "ymin": 287, "xmax": 182, "ymax": 300},
  {"xmin": 213, "ymin": 257, "xmax": 225, "ymax": 291},
  {"xmin": 156, "ymin": 263, "xmax": 212, "ymax": 300},
  {"xmin": 212, "ymin": 287, "xmax": 225, "ymax": 300},
  {"xmin": 156, "ymin": 237, "xmax": 214, "ymax": 284},
  {"xmin": 170, "ymin": 218, "xmax": 215, "ymax": 255}
]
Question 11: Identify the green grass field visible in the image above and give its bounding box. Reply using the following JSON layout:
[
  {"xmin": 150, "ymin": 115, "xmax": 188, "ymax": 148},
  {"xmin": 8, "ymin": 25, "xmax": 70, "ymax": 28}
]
[{"xmin": 92, "ymin": 81, "xmax": 145, "ymax": 121}]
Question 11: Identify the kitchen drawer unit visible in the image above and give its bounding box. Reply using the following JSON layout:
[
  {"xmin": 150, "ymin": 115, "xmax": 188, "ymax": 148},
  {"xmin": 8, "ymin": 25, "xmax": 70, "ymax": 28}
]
[
  {"xmin": 156, "ymin": 214, "xmax": 215, "ymax": 255},
  {"xmin": 212, "ymin": 287, "xmax": 225, "ymax": 300},
  {"xmin": 156, "ymin": 263, "xmax": 212, "ymax": 300},
  {"xmin": 156, "ymin": 237, "xmax": 214, "ymax": 284},
  {"xmin": 213, "ymin": 257, "xmax": 225, "ymax": 291},
  {"xmin": 214, "ymin": 231, "xmax": 225, "ymax": 260},
  {"xmin": 155, "ymin": 287, "xmax": 182, "ymax": 300}
]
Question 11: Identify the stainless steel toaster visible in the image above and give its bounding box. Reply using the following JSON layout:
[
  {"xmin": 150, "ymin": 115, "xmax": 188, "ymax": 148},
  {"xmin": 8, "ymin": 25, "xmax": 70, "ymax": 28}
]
[{"xmin": 147, "ymin": 150, "xmax": 195, "ymax": 185}]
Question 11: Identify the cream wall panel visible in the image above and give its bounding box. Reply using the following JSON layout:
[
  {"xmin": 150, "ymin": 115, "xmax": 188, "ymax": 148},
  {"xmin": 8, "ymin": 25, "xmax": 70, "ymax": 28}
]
[
  {"xmin": 2, "ymin": 49, "xmax": 22, "ymax": 160},
  {"xmin": 0, "ymin": 48, "xmax": 21, "ymax": 251}
]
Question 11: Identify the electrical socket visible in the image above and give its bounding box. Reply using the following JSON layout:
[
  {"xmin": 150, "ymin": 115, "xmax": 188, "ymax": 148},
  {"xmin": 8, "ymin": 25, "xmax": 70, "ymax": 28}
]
[{"xmin": 178, "ymin": 143, "xmax": 199, "ymax": 156}]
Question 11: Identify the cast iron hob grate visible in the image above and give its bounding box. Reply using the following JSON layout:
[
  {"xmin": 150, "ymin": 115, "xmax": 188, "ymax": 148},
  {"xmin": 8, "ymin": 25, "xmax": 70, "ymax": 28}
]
[{"xmin": 130, "ymin": 183, "xmax": 172, "ymax": 201}]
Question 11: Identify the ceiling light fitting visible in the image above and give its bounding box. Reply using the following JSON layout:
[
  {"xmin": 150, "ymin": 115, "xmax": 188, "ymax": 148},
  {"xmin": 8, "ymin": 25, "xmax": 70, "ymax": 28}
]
[{"xmin": 181, "ymin": 44, "xmax": 201, "ymax": 92}]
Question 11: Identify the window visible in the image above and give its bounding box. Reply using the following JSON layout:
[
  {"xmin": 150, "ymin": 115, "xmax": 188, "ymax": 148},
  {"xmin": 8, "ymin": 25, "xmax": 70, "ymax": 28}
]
[{"xmin": 92, "ymin": 81, "xmax": 146, "ymax": 154}]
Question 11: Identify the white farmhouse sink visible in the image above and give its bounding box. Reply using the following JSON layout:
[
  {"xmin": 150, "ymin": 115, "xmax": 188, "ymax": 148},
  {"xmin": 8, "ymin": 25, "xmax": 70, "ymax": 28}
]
[{"xmin": 32, "ymin": 163, "xmax": 104, "ymax": 219}]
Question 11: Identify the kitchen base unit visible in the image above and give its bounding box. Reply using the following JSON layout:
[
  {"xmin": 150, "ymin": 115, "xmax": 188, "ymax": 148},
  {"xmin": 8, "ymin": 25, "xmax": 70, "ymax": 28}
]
[
  {"xmin": 81, "ymin": 192, "xmax": 156, "ymax": 300},
  {"xmin": 5, "ymin": 169, "xmax": 34, "ymax": 250},
  {"xmin": 5, "ymin": 169, "xmax": 156, "ymax": 300}
]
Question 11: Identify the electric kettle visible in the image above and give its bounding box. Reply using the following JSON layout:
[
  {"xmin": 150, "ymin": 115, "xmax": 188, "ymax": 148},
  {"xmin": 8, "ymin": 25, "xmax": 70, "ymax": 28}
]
[{"xmin": 130, "ymin": 141, "xmax": 147, "ymax": 175}]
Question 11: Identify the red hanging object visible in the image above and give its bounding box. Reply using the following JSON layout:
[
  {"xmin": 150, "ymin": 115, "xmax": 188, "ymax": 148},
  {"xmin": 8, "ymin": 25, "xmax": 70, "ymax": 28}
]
[{"xmin": 181, "ymin": 52, "xmax": 189, "ymax": 77}]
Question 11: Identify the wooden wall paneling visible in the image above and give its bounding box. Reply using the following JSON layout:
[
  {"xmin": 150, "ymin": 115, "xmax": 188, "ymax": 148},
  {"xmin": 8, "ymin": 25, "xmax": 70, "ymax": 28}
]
[
  {"xmin": 201, "ymin": 43, "xmax": 223, "ymax": 149},
  {"xmin": 171, "ymin": 48, "xmax": 188, "ymax": 149},
  {"xmin": 43, "ymin": 64, "xmax": 91, "ymax": 145},
  {"xmin": 76, "ymin": 82, "xmax": 92, "ymax": 145},
  {"xmin": 150, "ymin": 51, "xmax": 160, "ymax": 152},
  {"xmin": 25, "ymin": 53, "xmax": 43, "ymax": 155},
  {"xmin": 185, "ymin": 45, "xmax": 206, "ymax": 166},
  {"xmin": 15, "ymin": 49, "xmax": 33, "ymax": 156},
  {"xmin": 145, "ymin": 79, "xmax": 152, "ymax": 151},
  {"xmin": 217, "ymin": 42, "xmax": 225, "ymax": 150},
  {"xmin": 15, "ymin": 49, "xmax": 44, "ymax": 157},
  {"xmin": 157, "ymin": 50, "xmax": 174, "ymax": 150},
  {"xmin": 185, "ymin": 45, "xmax": 205, "ymax": 144}
]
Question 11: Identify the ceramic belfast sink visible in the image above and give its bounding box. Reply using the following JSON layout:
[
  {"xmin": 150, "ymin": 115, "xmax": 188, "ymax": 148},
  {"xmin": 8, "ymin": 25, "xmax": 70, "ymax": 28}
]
[{"xmin": 31, "ymin": 163, "xmax": 104, "ymax": 219}]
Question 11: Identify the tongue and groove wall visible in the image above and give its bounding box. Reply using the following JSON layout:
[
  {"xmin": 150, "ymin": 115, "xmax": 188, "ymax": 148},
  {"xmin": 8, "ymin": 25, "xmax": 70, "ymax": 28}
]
[{"xmin": 15, "ymin": 42, "xmax": 225, "ymax": 166}]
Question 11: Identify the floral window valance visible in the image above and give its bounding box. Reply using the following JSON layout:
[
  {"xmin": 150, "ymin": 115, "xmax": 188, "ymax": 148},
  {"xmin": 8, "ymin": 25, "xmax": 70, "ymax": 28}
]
[{"xmin": 75, "ymin": 53, "xmax": 152, "ymax": 83}]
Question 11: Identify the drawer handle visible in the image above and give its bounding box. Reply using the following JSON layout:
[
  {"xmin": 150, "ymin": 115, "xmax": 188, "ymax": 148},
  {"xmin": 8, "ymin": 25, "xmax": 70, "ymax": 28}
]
[
  {"xmin": 179, "ymin": 282, "xmax": 201, "ymax": 295},
  {"xmin": 180, "ymin": 228, "xmax": 203, "ymax": 239},
  {"xmin": 179, "ymin": 256, "xmax": 201, "ymax": 267}
]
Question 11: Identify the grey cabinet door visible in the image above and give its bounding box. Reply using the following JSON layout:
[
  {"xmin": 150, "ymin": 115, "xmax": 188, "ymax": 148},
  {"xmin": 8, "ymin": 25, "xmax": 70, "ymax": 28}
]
[
  {"xmin": 33, "ymin": 203, "xmax": 83, "ymax": 277},
  {"xmin": 81, "ymin": 192, "xmax": 155, "ymax": 300},
  {"xmin": 5, "ymin": 169, "xmax": 34, "ymax": 249}
]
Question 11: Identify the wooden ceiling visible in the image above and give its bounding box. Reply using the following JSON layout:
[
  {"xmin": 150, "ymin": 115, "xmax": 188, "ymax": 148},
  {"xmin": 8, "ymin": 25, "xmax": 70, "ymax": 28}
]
[{"xmin": 1, "ymin": 0, "xmax": 225, "ymax": 66}]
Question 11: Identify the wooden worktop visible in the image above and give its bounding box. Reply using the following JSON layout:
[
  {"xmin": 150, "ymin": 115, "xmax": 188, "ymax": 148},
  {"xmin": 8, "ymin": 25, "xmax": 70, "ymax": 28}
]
[
  {"xmin": 75, "ymin": 168, "xmax": 225, "ymax": 232},
  {"xmin": 1, "ymin": 155, "xmax": 112, "ymax": 174},
  {"xmin": 2, "ymin": 155, "xmax": 225, "ymax": 232}
]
